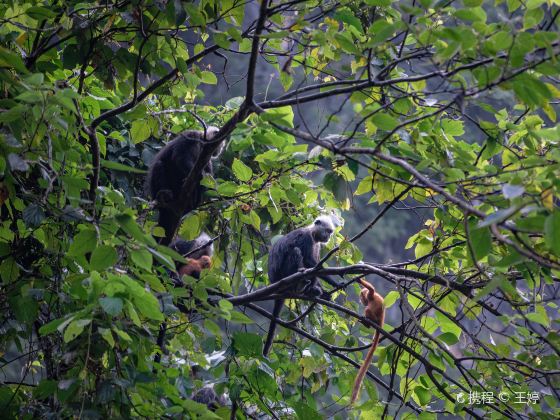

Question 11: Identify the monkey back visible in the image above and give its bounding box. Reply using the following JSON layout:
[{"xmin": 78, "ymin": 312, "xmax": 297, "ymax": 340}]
[{"xmin": 268, "ymin": 228, "xmax": 317, "ymax": 283}]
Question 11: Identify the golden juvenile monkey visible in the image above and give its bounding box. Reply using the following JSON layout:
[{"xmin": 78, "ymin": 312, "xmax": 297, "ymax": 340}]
[
  {"xmin": 178, "ymin": 255, "xmax": 212, "ymax": 279},
  {"xmin": 351, "ymin": 278, "xmax": 385, "ymax": 404}
]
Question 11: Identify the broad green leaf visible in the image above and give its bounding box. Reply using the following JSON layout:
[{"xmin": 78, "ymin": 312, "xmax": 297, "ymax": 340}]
[
  {"xmin": 544, "ymin": 212, "xmax": 560, "ymax": 256},
  {"xmin": 130, "ymin": 120, "xmax": 151, "ymax": 144},
  {"xmin": 201, "ymin": 71, "xmax": 217, "ymax": 84},
  {"xmin": 98, "ymin": 327, "xmax": 115, "ymax": 347},
  {"xmin": 101, "ymin": 159, "xmax": 147, "ymax": 174},
  {"xmin": 232, "ymin": 332, "xmax": 262, "ymax": 357},
  {"xmin": 68, "ymin": 229, "xmax": 97, "ymax": 257},
  {"xmin": 469, "ymin": 225, "xmax": 492, "ymax": 261},
  {"xmin": 99, "ymin": 297, "xmax": 123, "ymax": 316},
  {"xmin": 130, "ymin": 248, "xmax": 153, "ymax": 271},
  {"xmin": 90, "ymin": 245, "xmax": 118, "ymax": 271},
  {"xmin": 232, "ymin": 158, "xmax": 253, "ymax": 181},
  {"xmin": 383, "ymin": 291, "xmax": 400, "ymax": 308},
  {"xmin": 63, "ymin": 319, "xmax": 91, "ymax": 343}
]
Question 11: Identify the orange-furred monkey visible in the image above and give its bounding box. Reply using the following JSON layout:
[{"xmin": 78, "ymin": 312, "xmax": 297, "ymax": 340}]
[
  {"xmin": 178, "ymin": 255, "xmax": 212, "ymax": 279},
  {"xmin": 351, "ymin": 278, "xmax": 385, "ymax": 404}
]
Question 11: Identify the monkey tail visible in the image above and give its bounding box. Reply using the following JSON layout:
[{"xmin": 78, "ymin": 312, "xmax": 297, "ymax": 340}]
[
  {"xmin": 350, "ymin": 330, "xmax": 380, "ymax": 404},
  {"xmin": 263, "ymin": 299, "xmax": 284, "ymax": 357},
  {"xmin": 157, "ymin": 207, "xmax": 182, "ymax": 246}
]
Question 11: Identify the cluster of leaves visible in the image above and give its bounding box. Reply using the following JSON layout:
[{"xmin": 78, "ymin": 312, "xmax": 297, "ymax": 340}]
[{"xmin": 0, "ymin": 0, "xmax": 559, "ymax": 419}]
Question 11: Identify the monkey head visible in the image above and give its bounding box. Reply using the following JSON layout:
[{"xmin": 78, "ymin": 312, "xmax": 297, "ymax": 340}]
[
  {"xmin": 203, "ymin": 126, "xmax": 220, "ymax": 141},
  {"xmin": 360, "ymin": 286, "xmax": 371, "ymax": 306},
  {"xmin": 310, "ymin": 215, "xmax": 335, "ymax": 243},
  {"xmin": 197, "ymin": 255, "xmax": 212, "ymax": 270}
]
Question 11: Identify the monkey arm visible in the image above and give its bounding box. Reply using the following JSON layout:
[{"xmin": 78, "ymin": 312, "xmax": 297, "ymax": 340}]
[{"xmin": 358, "ymin": 278, "xmax": 376, "ymax": 293}]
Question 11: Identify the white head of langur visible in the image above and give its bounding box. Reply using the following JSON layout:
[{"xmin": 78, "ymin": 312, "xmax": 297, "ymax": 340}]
[{"xmin": 309, "ymin": 215, "xmax": 335, "ymax": 243}]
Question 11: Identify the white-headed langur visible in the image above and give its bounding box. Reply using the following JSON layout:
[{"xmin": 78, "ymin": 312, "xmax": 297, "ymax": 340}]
[
  {"xmin": 263, "ymin": 215, "xmax": 340, "ymax": 356},
  {"xmin": 146, "ymin": 127, "xmax": 220, "ymax": 245}
]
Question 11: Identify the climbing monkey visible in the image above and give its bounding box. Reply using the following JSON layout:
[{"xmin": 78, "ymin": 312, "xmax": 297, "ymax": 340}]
[{"xmin": 351, "ymin": 278, "xmax": 385, "ymax": 404}]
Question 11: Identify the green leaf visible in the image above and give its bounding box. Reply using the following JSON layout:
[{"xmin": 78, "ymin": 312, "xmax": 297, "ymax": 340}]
[
  {"xmin": 526, "ymin": 309, "xmax": 550, "ymax": 327},
  {"xmin": 334, "ymin": 33, "xmax": 359, "ymax": 54},
  {"xmin": 130, "ymin": 248, "xmax": 153, "ymax": 271},
  {"xmin": 232, "ymin": 158, "xmax": 253, "ymax": 181},
  {"xmin": 414, "ymin": 386, "xmax": 432, "ymax": 406},
  {"xmin": 439, "ymin": 332, "xmax": 459, "ymax": 345},
  {"xmin": 184, "ymin": 3, "xmax": 206, "ymax": 26},
  {"xmin": 0, "ymin": 47, "xmax": 28, "ymax": 74},
  {"xmin": 383, "ymin": 291, "xmax": 400, "ymax": 308},
  {"xmin": 98, "ymin": 327, "xmax": 115, "ymax": 347},
  {"xmin": 200, "ymin": 71, "xmax": 217, "ymax": 84},
  {"xmin": 63, "ymin": 319, "xmax": 91, "ymax": 343},
  {"xmin": 179, "ymin": 213, "xmax": 200, "ymax": 240},
  {"xmin": 262, "ymin": 106, "xmax": 294, "ymax": 127},
  {"xmin": 232, "ymin": 332, "xmax": 262, "ymax": 357},
  {"xmin": 90, "ymin": 245, "xmax": 118, "ymax": 271},
  {"xmin": 469, "ymin": 225, "xmax": 492, "ymax": 261},
  {"xmin": 230, "ymin": 311, "xmax": 255, "ymax": 324},
  {"xmin": 544, "ymin": 212, "xmax": 560, "ymax": 256},
  {"xmin": 25, "ymin": 6, "xmax": 57, "ymax": 19},
  {"xmin": 454, "ymin": 7, "xmax": 487, "ymax": 22},
  {"xmin": 116, "ymin": 214, "xmax": 155, "ymax": 246},
  {"xmin": 68, "ymin": 229, "xmax": 97, "ymax": 257},
  {"xmin": 39, "ymin": 315, "xmax": 74, "ymax": 336},
  {"xmin": 370, "ymin": 113, "xmax": 399, "ymax": 131},
  {"xmin": 292, "ymin": 401, "xmax": 322, "ymax": 420},
  {"xmin": 15, "ymin": 91, "xmax": 43, "ymax": 103},
  {"xmin": 116, "ymin": 274, "xmax": 163, "ymax": 321},
  {"xmin": 99, "ymin": 297, "xmax": 123, "ymax": 316},
  {"xmin": 130, "ymin": 120, "xmax": 151, "ymax": 144},
  {"xmin": 101, "ymin": 159, "xmax": 147, "ymax": 174},
  {"xmin": 333, "ymin": 8, "xmax": 363, "ymax": 32},
  {"xmin": 0, "ymin": 105, "xmax": 26, "ymax": 123}
]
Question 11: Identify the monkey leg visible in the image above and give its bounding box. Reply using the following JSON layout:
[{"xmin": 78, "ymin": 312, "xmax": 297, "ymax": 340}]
[
  {"xmin": 157, "ymin": 207, "xmax": 182, "ymax": 245},
  {"xmin": 301, "ymin": 278, "xmax": 324, "ymax": 298},
  {"xmin": 319, "ymin": 288, "xmax": 332, "ymax": 301},
  {"xmin": 155, "ymin": 189, "xmax": 174, "ymax": 204},
  {"xmin": 293, "ymin": 247, "xmax": 304, "ymax": 270}
]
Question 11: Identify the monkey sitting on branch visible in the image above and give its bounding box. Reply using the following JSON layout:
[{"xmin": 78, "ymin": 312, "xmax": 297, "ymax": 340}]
[
  {"xmin": 262, "ymin": 215, "xmax": 341, "ymax": 357},
  {"xmin": 170, "ymin": 232, "xmax": 214, "ymax": 283},
  {"xmin": 145, "ymin": 126, "xmax": 221, "ymax": 245},
  {"xmin": 351, "ymin": 278, "xmax": 385, "ymax": 404}
]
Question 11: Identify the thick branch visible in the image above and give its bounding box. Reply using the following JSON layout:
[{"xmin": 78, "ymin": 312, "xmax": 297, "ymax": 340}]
[
  {"xmin": 85, "ymin": 127, "xmax": 100, "ymax": 205},
  {"xmin": 245, "ymin": 0, "xmax": 269, "ymax": 104}
]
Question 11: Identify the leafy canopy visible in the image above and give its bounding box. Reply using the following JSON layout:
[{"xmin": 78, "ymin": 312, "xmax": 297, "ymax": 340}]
[{"xmin": 0, "ymin": 0, "xmax": 559, "ymax": 418}]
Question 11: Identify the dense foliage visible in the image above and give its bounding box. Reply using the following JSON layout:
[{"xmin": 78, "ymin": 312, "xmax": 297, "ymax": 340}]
[{"xmin": 1, "ymin": 0, "xmax": 559, "ymax": 418}]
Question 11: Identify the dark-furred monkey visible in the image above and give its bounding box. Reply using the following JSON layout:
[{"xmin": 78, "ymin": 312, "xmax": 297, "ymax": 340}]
[
  {"xmin": 263, "ymin": 215, "xmax": 340, "ymax": 356},
  {"xmin": 146, "ymin": 127, "xmax": 220, "ymax": 245}
]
